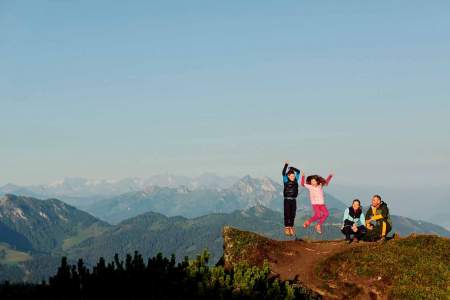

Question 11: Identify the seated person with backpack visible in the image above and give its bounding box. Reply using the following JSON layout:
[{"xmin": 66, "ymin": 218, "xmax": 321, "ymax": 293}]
[{"xmin": 364, "ymin": 194, "xmax": 392, "ymax": 241}]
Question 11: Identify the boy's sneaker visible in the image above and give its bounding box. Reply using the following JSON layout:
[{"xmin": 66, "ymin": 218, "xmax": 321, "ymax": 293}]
[
  {"xmin": 290, "ymin": 227, "xmax": 296, "ymax": 236},
  {"xmin": 303, "ymin": 221, "xmax": 311, "ymax": 228}
]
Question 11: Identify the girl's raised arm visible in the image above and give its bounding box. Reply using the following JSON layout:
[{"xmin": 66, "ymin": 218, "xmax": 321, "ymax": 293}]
[
  {"xmin": 325, "ymin": 174, "xmax": 333, "ymax": 186},
  {"xmin": 300, "ymin": 171, "xmax": 306, "ymax": 186}
]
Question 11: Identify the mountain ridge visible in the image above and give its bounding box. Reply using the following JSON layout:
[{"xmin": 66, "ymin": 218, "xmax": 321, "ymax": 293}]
[
  {"xmin": 84, "ymin": 175, "xmax": 347, "ymax": 224},
  {"xmin": 0, "ymin": 174, "xmax": 240, "ymax": 200},
  {"xmin": 0, "ymin": 194, "xmax": 448, "ymax": 283},
  {"xmin": 0, "ymin": 194, "xmax": 111, "ymax": 254}
]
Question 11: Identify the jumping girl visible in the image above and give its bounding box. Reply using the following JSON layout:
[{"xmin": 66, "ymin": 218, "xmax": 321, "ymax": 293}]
[{"xmin": 301, "ymin": 171, "xmax": 333, "ymax": 234}]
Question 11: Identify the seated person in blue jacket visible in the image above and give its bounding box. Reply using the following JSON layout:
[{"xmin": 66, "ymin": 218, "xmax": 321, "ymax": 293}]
[{"xmin": 341, "ymin": 199, "xmax": 367, "ymax": 243}]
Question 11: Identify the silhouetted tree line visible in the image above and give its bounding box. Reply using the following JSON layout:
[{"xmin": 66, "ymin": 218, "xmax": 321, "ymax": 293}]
[{"xmin": 0, "ymin": 250, "xmax": 319, "ymax": 300}]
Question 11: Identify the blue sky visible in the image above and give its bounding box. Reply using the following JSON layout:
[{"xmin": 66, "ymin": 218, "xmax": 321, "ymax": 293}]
[{"xmin": 1, "ymin": 0, "xmax": 449, "ymax": 187}]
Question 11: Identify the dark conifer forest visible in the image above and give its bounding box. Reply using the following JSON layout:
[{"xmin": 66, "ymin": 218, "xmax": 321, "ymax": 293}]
[{"xmin": 0, "ymin": 250, "xmax": 317, "ymax": 300}]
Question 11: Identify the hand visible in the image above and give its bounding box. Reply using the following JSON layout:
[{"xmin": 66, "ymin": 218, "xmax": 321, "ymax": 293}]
[
  {"xmin": 352, "ymin": 225, "xmax": 358, "ymax": 233},
  {"xmin": 284, "ymin": 160, "xmax": 289, "ymax": 165},
  {"xmin": 367, "ymin": 224, "xmax": 373, "ymax": 230},
  {"xmin": 301, "ymin": 170, "xmax": 305, "ymax": 176}
]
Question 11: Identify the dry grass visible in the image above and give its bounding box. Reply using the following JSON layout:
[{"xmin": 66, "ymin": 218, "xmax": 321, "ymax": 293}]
[{"xmin": 317, "ymin": 235, "xmax": 450, "ymax": 299}]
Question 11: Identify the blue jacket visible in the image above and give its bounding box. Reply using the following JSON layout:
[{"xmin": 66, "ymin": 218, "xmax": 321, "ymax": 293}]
[{"xmin": 343, "ymin": 207, "xmax": 366, "ymax": 227}]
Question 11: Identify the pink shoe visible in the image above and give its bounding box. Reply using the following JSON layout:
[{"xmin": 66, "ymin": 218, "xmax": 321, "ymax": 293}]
[{"xmin": 315, "ymin": 224, "xmax": 322, "ymax": 234}]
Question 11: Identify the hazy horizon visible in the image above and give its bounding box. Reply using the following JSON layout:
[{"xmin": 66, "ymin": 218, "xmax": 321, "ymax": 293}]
[{"xmin": 1, "ymin": 171, "xmax": 449, "ymax": 190}]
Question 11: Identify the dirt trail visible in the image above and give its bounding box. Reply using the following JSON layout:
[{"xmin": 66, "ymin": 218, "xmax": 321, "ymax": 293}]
[
  {"xmin": 264, "ymin": 239, "xmax": 381, "ymax": 299},
  {"xmin": 270, "ymin": 239, "xmax": 352, "ymax": 281},
  {"xmin": 223, "ymin": 227, "xmax": 386, "ymax": 299}
]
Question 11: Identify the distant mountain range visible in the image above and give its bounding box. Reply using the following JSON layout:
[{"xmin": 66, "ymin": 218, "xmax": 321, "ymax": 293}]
[
  {"xmin": 0, "ymin": 174, "xmax": 239, "ymax": 207},
  {"xmin": 84, "ymin": 175, "xmax": 347, "ymax": 223},
  {"xmin": 0, "ymin": 194, "xmax": 448, "ymax": 283},
  {"xmin": 1, "ymin": 175, "xmax": 346, "ymax": 224},
  {"xmin": 3, "ymin": 175, "xmax": 448, "ymax": 230}
]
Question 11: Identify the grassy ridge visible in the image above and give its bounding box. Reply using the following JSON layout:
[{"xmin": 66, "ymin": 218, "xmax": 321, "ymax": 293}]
[
  {"xmin": 0, "ymin": 244, "xmax": 31, "ymax": 265},
  {"xmin": 318, "ymin": 235, "xmax": 450, "ymax": 299},
  {"xmin": 62, "ymin": 223, "xmax": 110, "ymax": 251}
]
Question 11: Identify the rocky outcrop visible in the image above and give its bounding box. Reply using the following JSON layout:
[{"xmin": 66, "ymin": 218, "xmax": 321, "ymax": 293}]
[{"xmin": 222, "ymin": 226, "xmax": 281, "ymax": 270}]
